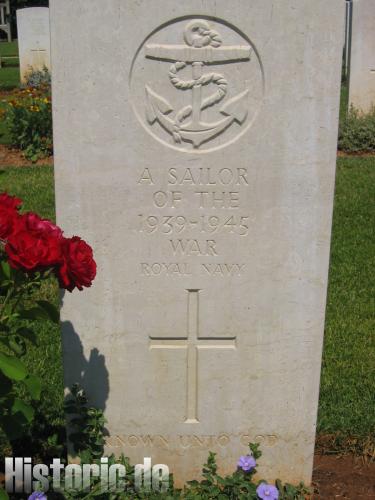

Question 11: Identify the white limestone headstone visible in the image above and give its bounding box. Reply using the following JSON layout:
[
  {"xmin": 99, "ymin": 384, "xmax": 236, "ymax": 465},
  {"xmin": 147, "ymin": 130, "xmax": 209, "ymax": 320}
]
[
  {"xmin": 16, "ymin": 7, "xmax": 51, "ymax": 83},
  {"xmin": 349, "ymin": 0, "xmax": 375, "ymax": 113},
  {"xmin": 51, "ymin": 0, "xmax": 344, "ymax": 487}
]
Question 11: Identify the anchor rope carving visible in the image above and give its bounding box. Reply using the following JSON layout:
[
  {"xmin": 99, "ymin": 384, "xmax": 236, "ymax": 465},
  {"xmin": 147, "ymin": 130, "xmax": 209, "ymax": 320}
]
[
  {"xmin": 168, "ymin": 26, "xmax": 227, "ymax": 143},
  {"xmin": 144, "ymin": 19, "xmax": 252, "ymax": 148}
]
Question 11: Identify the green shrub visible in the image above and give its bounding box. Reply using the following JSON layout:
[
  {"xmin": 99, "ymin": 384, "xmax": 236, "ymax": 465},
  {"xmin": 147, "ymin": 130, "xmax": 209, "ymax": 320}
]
[
  {"xmin": 338, "ymin": 106, "xmax": 375, "ymax": 153},
  {"xmin": 4, "ymin": 85, "xmax": 52, "ymax": 162}
]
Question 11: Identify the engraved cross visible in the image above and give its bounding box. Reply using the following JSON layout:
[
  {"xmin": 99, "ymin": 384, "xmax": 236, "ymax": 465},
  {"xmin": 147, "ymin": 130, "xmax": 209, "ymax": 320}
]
[{"xmin": 149, "ymin": 289, "xmax": 236, "ymax": 423}]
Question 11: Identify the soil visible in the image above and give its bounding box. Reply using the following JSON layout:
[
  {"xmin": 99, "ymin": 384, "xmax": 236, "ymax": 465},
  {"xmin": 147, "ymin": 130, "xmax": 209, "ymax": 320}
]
[
  {"xmin": 312, "ymin": 455, "xmax": 375, "ymax": 499},
  {"xmin": 0, "ymin": 144, "xmax": 53, "ymax": 168},
  {"xmin": 337, "ymin": 150, "xmax": 375, "ymax": 157}
]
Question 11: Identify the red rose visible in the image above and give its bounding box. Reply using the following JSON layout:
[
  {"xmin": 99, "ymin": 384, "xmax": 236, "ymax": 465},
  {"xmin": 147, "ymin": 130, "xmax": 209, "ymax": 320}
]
[
  {"xmin": 0, "ymin": 192, "xmax": 22, "ymax": 211},
  {"xmin": 0, "ymin": 207, "xmax": 20, "ymax": 240},
  {"xmin": 57, "ymin": 236, "xmax": 96, "ymax": 292},
  {"xmin": 0, "ymin": 192, "xmax": 22, "ymax": 241},
  {"xmin": 5, "ymin": 229, "xmax": 62, "ymax": 272},
  {"xmin": 19, "ymin": 212, "xmax": 63, "ymax": 239}
]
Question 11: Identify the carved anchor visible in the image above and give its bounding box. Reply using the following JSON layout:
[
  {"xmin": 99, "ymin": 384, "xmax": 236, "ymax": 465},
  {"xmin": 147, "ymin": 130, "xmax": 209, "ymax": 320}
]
[{"xmin": 145, "ymin": 20, "xmax": 251, "ymax": 148}]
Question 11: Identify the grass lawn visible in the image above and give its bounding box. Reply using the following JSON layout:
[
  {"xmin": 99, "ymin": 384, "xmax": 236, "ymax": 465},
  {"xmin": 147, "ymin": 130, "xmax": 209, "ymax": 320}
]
[
  {"xmin": 0, "ymin": 70, "xmax": 18, "ymax": 147},
  {"xmin": 0, "ymin": 66, "xmax": 20, "ymax": 90},
  {"xmin": 0, "ymin": 41, "xmax": 18, "ymax": 57},
  {"xmin": 0, "ymin": 158, "xmax": 374, "ymax": 455},
  {"xmin": 0, "ymin": 42, "xmax": 19, "ymax": 144},
  {"xmin": 317, "ymin": 157, "xmax": 375, "ymax": 445},
  {"xmin": 0, "ymin": 41, "xmax": 20, "ymax": 90},
  {"xmin": 339, "ymin": 83, "xmax": 348, "ymax": 124}
]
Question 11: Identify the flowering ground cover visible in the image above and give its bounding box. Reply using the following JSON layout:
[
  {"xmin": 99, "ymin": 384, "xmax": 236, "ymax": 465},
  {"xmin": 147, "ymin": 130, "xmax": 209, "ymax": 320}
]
[
  {"xmin": 2, "ymin": 86, "xmax": 52, "ymax": 161},
  {"xmin": 0, "ymin": 94, "xmax": 12, "ymax": 147}
]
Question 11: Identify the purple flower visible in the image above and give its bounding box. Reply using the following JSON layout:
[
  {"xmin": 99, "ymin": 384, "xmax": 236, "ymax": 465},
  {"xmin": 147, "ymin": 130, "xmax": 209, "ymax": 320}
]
[
  {"xmin": 28, "ymin": 492, "xmax": 47, "ymax": 500},
  {"xmin": 237, "ymin": 454, "xmax": 256, "ymax": 471},
  {"xmin": 256, "ymin": 482, "xmax": 279, "ymax": 500}
]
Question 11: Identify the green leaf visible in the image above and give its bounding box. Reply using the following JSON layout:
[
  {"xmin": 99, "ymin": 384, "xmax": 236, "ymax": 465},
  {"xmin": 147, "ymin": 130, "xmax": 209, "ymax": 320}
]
[
  {"xmin": 91, "ymin": 488, "xmax": 105, "ymax": 497},
  {"xmin": 18, "ymin": 306, "xmax": 48, "ymax": 322},
  {"xmin": 23, "ymin": 374, "xmax": 42, "ymax": 400},
  {"xmin": 0, "ymin": 323, "xmax": 10, "ymax": 333},
  {"xmin": 11, "ymin": 398, "xmax": 35, "ymax": 423},
  {"xmin": 19, "ymin": 302, "xmax": 59, "ymax": 324},
  {"xmin": 0, "ymin": 352, "xmax": 27, "ymax": 381},
  {"xmin": 68, "ymin": 432, "xmax": 83, "ymax": 443},
  {"xmin": 187, "ymin": 480, "xmax": 199, "ymax": 487},
  {"xmin": 275, "ymin": 479, "xmax": 283, "ymax": 492},
  {"xmin": 16, "ymin": 327, "xmax": 38, "ymax": 346},
  {"xmin": 0, "ymin": 279, "xmax": 12, "ymax": 289},
  {"xmin": 0, "ymin": 261, "xmax": 11, "ymax": 280},
  {"xmin": 0, "ymin": 487, "xmax": 9, "ymax": 500},
  {"xmin": 0, "ymin": 337, "xmax": 9, "ymax": 349},
  {"xmin": 36, "ymin": 300, "xmax": 60, "ymax": 324},
  {"xmin": 79, "ymin": 449, "xmax": 92, "ymax": 464},
  {"xmin": 8, "ymin": 335, "xmax": 26, "ymax": 356},
  {"xmin": 0, "ymin": 414, "xmax": 26, "ymax": 440},
  {"xmin": 0, "ymin": 371, "xmax": 12, "ymax": 398}
]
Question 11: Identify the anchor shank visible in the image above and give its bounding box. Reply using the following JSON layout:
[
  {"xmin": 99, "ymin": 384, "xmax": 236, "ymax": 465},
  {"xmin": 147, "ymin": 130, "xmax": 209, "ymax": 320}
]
[{"xmin": 191, "ymin": 62, "xmax": 203, "ymax": 128}]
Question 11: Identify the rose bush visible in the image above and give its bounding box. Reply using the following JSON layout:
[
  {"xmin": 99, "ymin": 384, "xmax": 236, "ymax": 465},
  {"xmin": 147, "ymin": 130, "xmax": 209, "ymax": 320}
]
[
  {"xmin": 0, "ymin": 193, "xmax": 96, "ymax": 290},
  {"xmin": 0, "ymin": 192, "xmax": 96, "ymax": 456}
]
